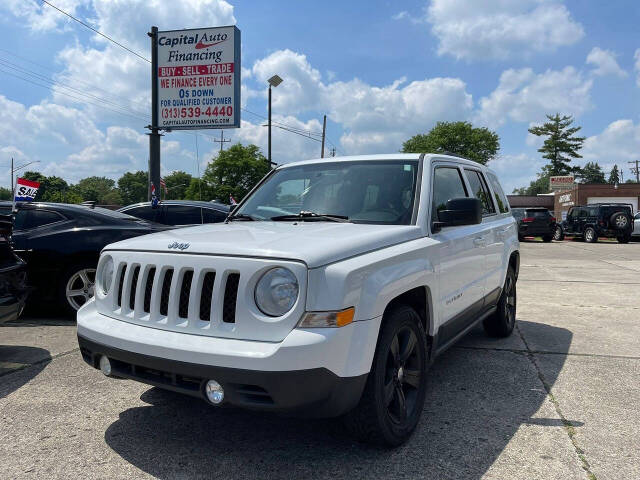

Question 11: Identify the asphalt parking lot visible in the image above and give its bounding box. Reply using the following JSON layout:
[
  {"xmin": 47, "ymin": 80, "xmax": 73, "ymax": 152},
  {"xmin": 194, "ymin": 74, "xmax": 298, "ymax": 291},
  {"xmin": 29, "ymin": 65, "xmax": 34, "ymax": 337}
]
[{"xmin": 1, "ymin": 241, "xmax": 639, "ymax": 480}]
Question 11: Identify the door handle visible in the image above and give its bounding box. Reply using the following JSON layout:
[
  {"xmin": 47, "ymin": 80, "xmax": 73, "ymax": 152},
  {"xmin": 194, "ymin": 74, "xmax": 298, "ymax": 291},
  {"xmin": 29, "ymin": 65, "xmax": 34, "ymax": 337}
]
[{"xmin": 473, "ymin": 237, "xmax": 486, "ymax": 247}]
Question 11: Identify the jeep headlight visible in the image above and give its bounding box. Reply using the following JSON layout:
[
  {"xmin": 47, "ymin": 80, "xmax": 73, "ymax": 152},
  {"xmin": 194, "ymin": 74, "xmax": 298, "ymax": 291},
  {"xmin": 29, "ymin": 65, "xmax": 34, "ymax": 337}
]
[
  {"xmin": 254, "ymin": 267, "xmax": 299, "ymax": 316},
  {"xmin": 98, "ymin": 255, "xmax": 114, "ymax": 296}
]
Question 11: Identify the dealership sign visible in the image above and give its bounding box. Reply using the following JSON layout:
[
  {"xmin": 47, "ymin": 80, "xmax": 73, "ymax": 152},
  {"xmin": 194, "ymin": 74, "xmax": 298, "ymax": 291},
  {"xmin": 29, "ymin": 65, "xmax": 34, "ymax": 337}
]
[
  {"xmin": 550, "ymin": 175, "xmax": 574, "ymax": 191},
  {"xmin": 157, "ymin": 26, "xmax": 240, "ymax": 130}
]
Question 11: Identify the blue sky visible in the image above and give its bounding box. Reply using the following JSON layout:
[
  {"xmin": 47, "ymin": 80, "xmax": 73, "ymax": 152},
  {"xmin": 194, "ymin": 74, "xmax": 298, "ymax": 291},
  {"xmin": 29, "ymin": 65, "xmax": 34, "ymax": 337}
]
[{"xmin": 0, "ymin": 0, "xmax": 639, "ymax": 193}]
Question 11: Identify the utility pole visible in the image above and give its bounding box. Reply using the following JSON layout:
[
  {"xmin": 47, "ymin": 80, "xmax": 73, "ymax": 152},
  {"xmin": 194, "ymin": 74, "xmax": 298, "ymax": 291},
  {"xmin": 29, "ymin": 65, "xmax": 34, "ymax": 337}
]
[
  {"xmin": 214, "ymin": 130, "xmax": 230, "ymax": 152},
  {"xmin": 320, "ymin": 115, "xmax": 326, "ymax": 158},
  {"xmin": 629, "ymin": 160, "xmax": 640, "ymax": 183},
  {"xmin": 330, "ymin": 147, "xmax": 336, "ymax": 157},
  {"xmin": 147, "ymin": 26, "xmax": 162, "ymax": 201}
]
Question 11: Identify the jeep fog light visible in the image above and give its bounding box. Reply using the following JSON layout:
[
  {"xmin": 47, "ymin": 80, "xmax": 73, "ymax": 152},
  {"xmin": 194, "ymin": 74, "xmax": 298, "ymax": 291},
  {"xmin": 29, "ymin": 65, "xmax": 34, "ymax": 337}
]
[
  {"xmin": 298, "ymin": 307, "xmax": 355, "ymax": 328},
  {"xmin": 99, "ymin": 355, "xmax": 112, "ymax": 376},
  {"xmin": 205, "ymin": 380, "xmax": 224, "ymax": 404}
]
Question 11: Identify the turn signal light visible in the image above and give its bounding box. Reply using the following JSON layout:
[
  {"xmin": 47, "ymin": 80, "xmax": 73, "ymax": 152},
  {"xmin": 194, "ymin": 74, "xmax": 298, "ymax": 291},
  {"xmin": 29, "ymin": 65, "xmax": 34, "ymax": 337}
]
[
  {"xmin": 298, "ymin": 307, "xmax": 355, "ymax": 328},
  {"xmin": 522, "ymin": 217, "xmax": 534, "ymax": 223}
]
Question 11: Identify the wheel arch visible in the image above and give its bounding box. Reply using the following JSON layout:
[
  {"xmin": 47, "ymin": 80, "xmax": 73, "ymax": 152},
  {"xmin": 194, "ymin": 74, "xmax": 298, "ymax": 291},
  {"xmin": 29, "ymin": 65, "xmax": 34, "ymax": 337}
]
[{"xmin": 381, "ymin": 285, "xmax": 433, "ymax": 337}]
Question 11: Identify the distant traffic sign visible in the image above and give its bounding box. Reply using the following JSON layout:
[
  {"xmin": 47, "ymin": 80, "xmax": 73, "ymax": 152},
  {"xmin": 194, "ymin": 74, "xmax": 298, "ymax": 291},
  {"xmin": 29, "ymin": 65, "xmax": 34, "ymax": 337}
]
[{"xmin": 157, "ymin": 26, "xmax": 240, "ymax": 130}]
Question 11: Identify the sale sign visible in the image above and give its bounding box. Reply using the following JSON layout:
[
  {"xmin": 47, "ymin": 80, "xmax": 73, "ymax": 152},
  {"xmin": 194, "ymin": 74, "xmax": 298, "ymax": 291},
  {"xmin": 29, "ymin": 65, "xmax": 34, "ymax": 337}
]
[
  {"xmin": 15, "ymin": 178, "xmax": 40, "ymax": 202},
  {"xmin": 157, "ymin": 26, "xmax": 241, "ymax": 130}
]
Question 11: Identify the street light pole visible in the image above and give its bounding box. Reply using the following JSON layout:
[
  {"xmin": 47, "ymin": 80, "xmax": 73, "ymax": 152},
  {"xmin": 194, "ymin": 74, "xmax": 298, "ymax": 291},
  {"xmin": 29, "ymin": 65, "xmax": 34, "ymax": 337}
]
[
  {"xmin": 266, "ymin": 75, "xmax": 283, "ymax": 167},
  {"xmin": 268, "ymin": 84, "xmax": 272, "ymax": 165}
]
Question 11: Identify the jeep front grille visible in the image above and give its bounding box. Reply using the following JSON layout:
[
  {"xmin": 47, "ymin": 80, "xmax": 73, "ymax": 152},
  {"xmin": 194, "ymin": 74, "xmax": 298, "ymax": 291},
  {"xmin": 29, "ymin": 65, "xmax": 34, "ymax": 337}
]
[{"xmin": 113, "ymin": 263, "xmax": 239, "ymax": 324}]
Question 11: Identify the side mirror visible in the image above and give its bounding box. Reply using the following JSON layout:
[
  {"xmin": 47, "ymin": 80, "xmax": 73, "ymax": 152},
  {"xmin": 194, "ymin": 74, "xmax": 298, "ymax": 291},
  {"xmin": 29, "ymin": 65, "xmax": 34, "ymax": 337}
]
[{"xmin": 433, "ymin": 197, "xmax": 482, "ymax": 232}]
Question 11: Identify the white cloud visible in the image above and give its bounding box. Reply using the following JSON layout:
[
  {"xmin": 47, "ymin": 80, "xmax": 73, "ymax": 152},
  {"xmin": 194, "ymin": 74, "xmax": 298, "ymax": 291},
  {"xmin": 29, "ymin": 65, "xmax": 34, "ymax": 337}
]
[
  {"xmin": 475, "ymin": 67, "xmax": 593, "ymax": 128},
  {"xmin": 634, "ymin": 49, "xmax": 640, "ymax": 87},
  {"xmin": 247, "ymin": 49, "xmax": 473, "ymax": 154},
  {"xmin": 586, "ymin": 47, "xmax": 627, "ymax": 77},
  {"xmin": 1, "ymin": 0, "xmax": 88, "ymax": 32},
  {"xmin": 488, "ymin": 153, "xmax": 545, "ymax": 194},
  {"xmin": 424, "ymin": 0, "xmax": 584, "ymax": 61},
  {"xmin": 392, "ymin": 11, "xmax": 409, "ymax": 21},
  {"xmin": 581, "ymin": 120, "xmax": 640, "ymax": 171}
]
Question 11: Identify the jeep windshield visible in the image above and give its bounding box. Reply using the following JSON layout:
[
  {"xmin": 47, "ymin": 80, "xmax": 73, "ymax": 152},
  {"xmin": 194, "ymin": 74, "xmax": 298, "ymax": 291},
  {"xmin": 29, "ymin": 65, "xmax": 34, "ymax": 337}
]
[{"xmin": 233, "ymin": 160, "xmax": 419, "ymax": 225}]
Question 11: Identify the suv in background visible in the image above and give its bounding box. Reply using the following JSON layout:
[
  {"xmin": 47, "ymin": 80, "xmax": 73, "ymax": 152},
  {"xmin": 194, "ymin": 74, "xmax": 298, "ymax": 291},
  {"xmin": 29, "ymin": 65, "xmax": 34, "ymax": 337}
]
[
  {"xmin": 78, "ymin": 153, "xmax": 519, "ymax": 446},
  {"xmin": 511, "ymin": 207, "xmax": 556, "ymax": 242},
  {"xmin": 555, "ymin": 203, "xmax": 634, "ymax": 243}
]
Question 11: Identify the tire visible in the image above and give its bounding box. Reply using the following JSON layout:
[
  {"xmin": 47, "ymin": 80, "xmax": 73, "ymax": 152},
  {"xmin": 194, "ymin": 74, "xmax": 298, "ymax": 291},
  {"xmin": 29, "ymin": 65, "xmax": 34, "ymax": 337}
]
[
  {"xmin": 554, "ymin": 225, "xmax": 564, "ymax": 241},
  {"xmin": 59, "ymin": 263, "xmax": 96, "ymax": 317},
  {"xmin": 483, "ymin": 266, "xmax": 516, "ymax": 338},
  {"xmin": 542, "ymin": 235, "xmax": 553, "ymax": 242},
  {"xmin": 343, "ymin": 305, "xmax": 428, "ymax": 446},
  {"xmin": 610, "ymin": 212, "xmax": 631, "ymax": 232},
  {"xmin": 584, "ymin": 227, "xmax": 598, "ymax": 243},
  {"xmin": 617, "ymin": 235, "xmax": 631, "ymax": 244}
]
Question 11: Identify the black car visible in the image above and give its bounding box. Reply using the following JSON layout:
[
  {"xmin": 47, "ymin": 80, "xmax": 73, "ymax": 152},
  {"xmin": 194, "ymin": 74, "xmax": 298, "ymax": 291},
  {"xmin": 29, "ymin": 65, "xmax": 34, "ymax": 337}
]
[
  {"xmin": 555, "ymin": 203, "xmax": 634, "ymax": 243},
  {"xmin": 511, "ymin": 207, "xmax": 556, "ymax": 242},
  {"xmin": 118, "ymin": 200, "xmax": 230, "ymax": 226},
  {"xmin": 0, "ymin": 214, "xmax": 28, "ymax": 324},
  {"xmin": 0, "ymin": 202, "xmax": 168, "ymax": 314}
]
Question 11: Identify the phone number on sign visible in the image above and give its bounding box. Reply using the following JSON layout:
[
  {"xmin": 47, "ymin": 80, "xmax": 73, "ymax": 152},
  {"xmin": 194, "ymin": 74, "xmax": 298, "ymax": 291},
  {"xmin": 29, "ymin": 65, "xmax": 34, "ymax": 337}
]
[{"xmin": 161, "ymin": 106, "xmax": 233, "ymax": 119}]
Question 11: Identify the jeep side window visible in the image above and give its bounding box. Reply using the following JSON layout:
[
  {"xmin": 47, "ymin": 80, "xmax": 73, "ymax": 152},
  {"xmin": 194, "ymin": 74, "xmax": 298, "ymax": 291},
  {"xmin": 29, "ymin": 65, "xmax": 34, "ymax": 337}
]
[
  {"xmin": 464, "ymin": 169, "xmax": 496, "ymax": 216},
  {"xmin": 432, "ymin": 167, "xmax": 468, "ymax": 222},
  {"xmin": 486, "ymin": 172, "xmax": 510, "ymax": 213}
]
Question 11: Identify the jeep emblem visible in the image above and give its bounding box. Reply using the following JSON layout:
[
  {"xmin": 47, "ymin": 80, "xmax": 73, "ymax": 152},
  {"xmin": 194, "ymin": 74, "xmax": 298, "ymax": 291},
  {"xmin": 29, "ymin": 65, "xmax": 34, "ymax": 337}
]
[{"xmin": 168, "ymin": 241, "xmax": 190, "ymax": 251}]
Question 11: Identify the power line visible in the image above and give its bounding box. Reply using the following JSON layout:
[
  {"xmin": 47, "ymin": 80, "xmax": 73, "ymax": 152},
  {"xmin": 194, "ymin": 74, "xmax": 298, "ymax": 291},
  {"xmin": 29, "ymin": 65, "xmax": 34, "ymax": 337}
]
[
  {"xmin": 40, "ymin": 0, "xmax": 150, "ymax": 63},
  {"xmin": 0, "ymin": 67, "xmax": 147, "ymax": 122}
]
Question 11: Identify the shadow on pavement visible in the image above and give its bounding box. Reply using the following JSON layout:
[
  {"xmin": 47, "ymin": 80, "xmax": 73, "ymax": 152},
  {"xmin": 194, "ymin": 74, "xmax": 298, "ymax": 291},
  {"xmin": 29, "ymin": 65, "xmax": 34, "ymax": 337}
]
[
  {"xmin": 0, "ymin": 345, "xmax": 51, "ymax": 399},
  {"xmin": 104, "ymin": 320, "xmax": 572, "ymax": 479}
]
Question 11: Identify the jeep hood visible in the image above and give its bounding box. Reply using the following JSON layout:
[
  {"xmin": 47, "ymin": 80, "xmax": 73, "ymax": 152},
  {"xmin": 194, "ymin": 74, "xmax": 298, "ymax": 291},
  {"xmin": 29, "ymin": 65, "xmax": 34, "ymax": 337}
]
[{"xmin": 104, "ymin": 222, "xmax": 423, "ymax": 268}]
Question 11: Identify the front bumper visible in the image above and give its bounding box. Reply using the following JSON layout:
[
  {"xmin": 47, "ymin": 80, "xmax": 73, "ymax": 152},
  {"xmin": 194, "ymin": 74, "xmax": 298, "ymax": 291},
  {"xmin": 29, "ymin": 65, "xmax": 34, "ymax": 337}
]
[{"xmin": 77, "ymin": 302, "xmax": 380, "ymax": 416}]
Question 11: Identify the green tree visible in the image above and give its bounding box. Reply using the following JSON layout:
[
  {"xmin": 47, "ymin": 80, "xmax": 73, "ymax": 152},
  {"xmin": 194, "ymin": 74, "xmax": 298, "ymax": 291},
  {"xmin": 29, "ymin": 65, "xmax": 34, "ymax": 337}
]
[
  {"xmin": 512, "ymin": 171, "xmax": 552, "ymax": 195},
  {"xmin": 72, "ymin": 176, "xmax": 117, "ymax": 203},
  {"xmin": 184, "ymin": 178, "xmax": 209, "ymax": 201},
  {"xmin": 118, "ymin": 171, "xmax": 148, "ymax": 205},
  {"xmin": 0, "ymin": 187, "xmax": 12, "ymax": 200},
  {"xmin": 163, "ymin": 171, "xmax": 193, "ymax": 200},
  {"xmin": 577, "ymin": 162, "xmax": 606, "ymax": 184},
  {"xmin": 528, "ymin": 114, "xmax": 585, "ymax": 175},
  {"xmin": 200, "ymin": 143, "xmax": 270, "ymax": 203},
  {"xmin": 402, "ymin": 121, "xmax": 500, "ymax": 165},
  {"xmin": 608, "ymin": 164, "xmax": 620, "ymax": 184}
]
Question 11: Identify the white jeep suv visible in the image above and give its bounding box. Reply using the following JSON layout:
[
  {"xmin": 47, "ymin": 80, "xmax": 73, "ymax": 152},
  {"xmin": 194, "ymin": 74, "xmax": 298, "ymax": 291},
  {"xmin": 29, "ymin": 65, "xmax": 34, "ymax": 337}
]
[{"xmin": 77, "ymin": 154, "xmax": 519, "ymax": 446}]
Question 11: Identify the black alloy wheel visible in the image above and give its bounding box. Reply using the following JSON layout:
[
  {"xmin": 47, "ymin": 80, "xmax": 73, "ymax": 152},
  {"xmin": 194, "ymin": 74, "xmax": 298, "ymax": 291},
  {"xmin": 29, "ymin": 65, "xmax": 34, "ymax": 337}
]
[
  {"xmin": 383, "ymin": 326, "xmax": 422, "ymax": 426},
  {"xmin": 483, "ymin": 265, "xmax": 517, "ymax": 338},
  {"xmin": 344, "ymin": 305, "xmax": 428, "ymax": 446}
]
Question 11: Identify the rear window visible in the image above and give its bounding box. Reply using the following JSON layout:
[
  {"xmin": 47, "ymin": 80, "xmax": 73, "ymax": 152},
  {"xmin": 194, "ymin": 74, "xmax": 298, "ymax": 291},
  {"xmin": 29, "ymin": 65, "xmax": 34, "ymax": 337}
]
[
  {"xmin": 600, "ymin": 205, "xmax": 632, "ymax": 216},
  {"xmin": 486, "ymin": 172, "xmax": 510, "ymax": 213},
  {"xmin": 526, "ymin": 209, "xmax": 550, "ymax": 218}
]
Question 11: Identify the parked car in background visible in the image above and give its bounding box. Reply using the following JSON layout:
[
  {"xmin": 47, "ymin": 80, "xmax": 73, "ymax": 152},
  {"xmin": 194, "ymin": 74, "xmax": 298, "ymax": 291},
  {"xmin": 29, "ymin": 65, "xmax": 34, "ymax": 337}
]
[
  {"xmin": 0, "ymin": 213, "xmax": 28, "ymax": 324},
  {"xmin": 554, "ymin": 203, "xmax": 634, "ymax": 243},
  {"xmin": 511, "ymin": 207, "xmax": 556, "ymax": 242},
  {"xmin": 0, "ymin": 202, "xmax": 169, "ymax": 315},
  {"xmin": 78, "ymin": 153, "xmax": 519, "ymax": 446},
  {"xmin": 633, "ymin": 212, "xmax": 640, "ymax": 239},
  {"xmin": 118, "ymin": 200, "xmax": 230, "ymax": 226}
]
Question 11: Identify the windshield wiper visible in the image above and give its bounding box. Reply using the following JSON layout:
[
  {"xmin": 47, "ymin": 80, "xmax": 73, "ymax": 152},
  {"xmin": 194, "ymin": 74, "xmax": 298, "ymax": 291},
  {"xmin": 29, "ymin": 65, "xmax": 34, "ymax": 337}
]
[
  {"xmin": 270, "ymin": 211, "xmax": 351, "ymax": 223},
  {"xmin": 226, "ymin": 213, "xmax": 256, "ymax": 222}
]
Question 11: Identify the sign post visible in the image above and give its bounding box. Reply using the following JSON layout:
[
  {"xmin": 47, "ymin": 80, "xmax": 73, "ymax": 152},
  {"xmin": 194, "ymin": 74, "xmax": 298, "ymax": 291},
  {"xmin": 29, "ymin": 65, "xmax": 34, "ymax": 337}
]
[{"xmin": 148, "ymin": 25, "xmax": 241, "ymax": 201}]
